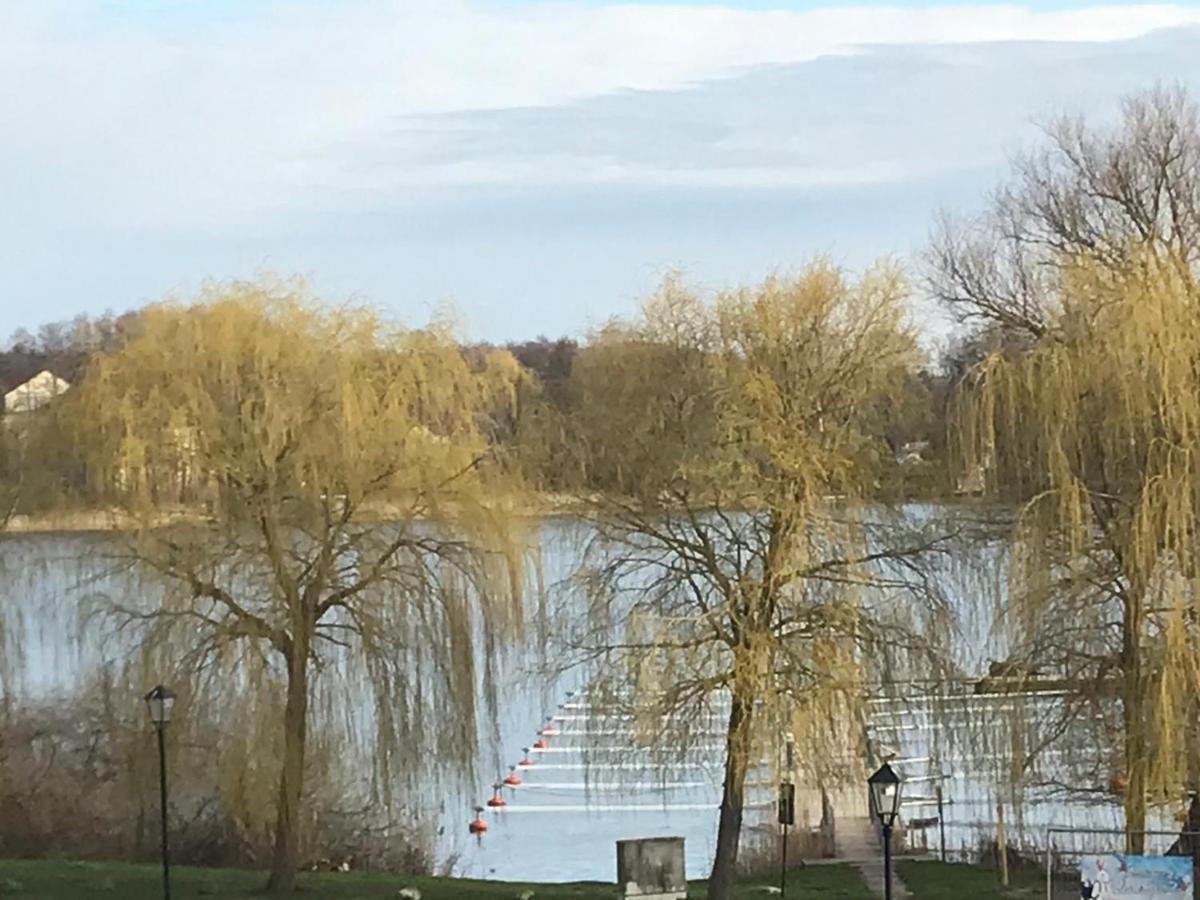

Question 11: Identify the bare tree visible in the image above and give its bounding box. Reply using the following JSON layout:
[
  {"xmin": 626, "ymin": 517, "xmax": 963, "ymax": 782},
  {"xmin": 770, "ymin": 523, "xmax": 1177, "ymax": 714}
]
[{"xmin": 928, "ymin": 84, "xmax": 1200, "ymax": 340}]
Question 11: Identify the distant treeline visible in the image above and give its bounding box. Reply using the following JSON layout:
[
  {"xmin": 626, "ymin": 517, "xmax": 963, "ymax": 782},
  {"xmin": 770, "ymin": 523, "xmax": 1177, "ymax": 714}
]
[{"xmin": 1, "ymin": 309, "xmax": 973, "ymax": 515}]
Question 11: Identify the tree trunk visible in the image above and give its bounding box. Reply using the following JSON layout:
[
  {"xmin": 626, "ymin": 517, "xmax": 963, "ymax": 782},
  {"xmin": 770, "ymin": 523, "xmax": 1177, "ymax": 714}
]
[
  {"xmin": 707, "ymin": 685, "xmax": 754, "ymax": 900},
  {"xmin": 268, "ymin": 639, "xmax": 310, "ymax": 894},
  {"xmin": 1123, "ymin": 694, "xmax": 1148, "ymax": 854},
  {"xmin": 1121, "ymin": 588, "xmax": 1147, "ymax": 854}
]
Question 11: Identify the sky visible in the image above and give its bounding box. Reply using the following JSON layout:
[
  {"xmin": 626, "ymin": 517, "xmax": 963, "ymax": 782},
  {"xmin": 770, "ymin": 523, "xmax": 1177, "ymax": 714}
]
[{"xmin": 3, "ymin": 2, "xmax": 1200, "ymax": 343}]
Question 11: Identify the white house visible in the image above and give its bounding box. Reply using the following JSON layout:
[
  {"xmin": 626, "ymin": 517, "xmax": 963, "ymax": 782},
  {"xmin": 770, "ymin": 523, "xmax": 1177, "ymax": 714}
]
[
  {"xmin": 3, "ymin": 370, "xmax": 71, "ymax": 414},
  {"xmin": 896, "ymin": 440, "xmax": 931, "ymax": 467}
]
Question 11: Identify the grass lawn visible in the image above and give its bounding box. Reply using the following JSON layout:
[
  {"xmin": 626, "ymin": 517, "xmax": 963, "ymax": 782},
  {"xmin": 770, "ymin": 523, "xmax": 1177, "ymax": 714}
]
[
  {"xmin": 0, "ymin": 860, "xmax": 873, "ymax": 899},
  {"xmin": 899, "ymin": 860, "xmax": 1044, "ymax": 899}
]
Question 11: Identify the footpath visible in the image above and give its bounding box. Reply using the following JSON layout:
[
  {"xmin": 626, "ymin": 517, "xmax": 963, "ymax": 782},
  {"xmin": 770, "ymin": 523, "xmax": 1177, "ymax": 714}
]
[{"xmin": 834, "ymin": 816, "xmax": 911, "ymax": 899}]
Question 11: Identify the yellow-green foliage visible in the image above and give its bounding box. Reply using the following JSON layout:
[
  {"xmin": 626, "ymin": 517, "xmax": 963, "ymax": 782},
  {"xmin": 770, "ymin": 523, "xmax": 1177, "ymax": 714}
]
[
  {"xmin": 551, "ymin": 261, "xmax": 947, "ymax": 894},
  {"xmin": 76, "ymin": 279, "xmax": 517, "ymax": 513},
  {"xmin": 555, "ymin": 263, "xmax": 918, "ymax": 505},
  {"xmin": 59, "ymin": 278, "xmax": 533, "ymax": 877},
  {"xmin": 961, "ymin": 250, "xmax": 1200, "ymax": 838}
]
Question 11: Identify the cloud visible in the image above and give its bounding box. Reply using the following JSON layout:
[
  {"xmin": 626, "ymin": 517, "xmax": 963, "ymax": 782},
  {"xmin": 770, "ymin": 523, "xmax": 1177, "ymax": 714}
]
[
  {"xmin": 3, "ymin": 2, "xmax": 1200, "ymax": 340},
  {"xmin": 3, "ymin": 1, "xmax": 1200, "ymax": 232},
  {"xmin": 314, "ymin": 24, "xmax": 1200, "ymax": 205}
]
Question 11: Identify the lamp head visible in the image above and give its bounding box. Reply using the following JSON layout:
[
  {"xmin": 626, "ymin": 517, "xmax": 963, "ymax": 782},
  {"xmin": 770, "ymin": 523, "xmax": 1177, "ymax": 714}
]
[
  {"xmin": 868, "ymin": 762, "xmax": 903, "ymax": 828},
  {"xmin": 143, "ymin": 685, "xmax": 176, "ymax": 728}
]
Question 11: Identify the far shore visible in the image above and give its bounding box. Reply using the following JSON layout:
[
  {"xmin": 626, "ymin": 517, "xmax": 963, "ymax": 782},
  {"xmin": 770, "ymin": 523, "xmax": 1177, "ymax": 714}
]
[
  {"xmin": 1, "ymin": 495, "xmax": 587, "ymax": 535},
  {"xmin": 2, "ymin": 490, "xmax": 972, "ymax": 536}
]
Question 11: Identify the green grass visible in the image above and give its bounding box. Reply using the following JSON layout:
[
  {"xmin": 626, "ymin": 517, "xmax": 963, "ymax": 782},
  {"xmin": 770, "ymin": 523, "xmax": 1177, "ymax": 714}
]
[
  {"xmin": 707, "ymin": 865, "xmax": 875, "ymax": 898},
  {"xmin": 0, "ymin": 859, "xmax": 873, "ymax": 899},
  {"xmin": 899, "ymin": 860, "xmax": 1044, "ymax": 899}
]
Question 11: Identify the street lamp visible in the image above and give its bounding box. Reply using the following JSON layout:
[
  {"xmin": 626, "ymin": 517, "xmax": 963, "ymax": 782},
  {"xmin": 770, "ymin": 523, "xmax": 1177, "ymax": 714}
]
[
  {"xmin": 868, "ymin": 762, "xmax": 903, "ymax": 900},
  {"xmin": 144, "ymin": 686, "xmax": 176, "ymax": 900}
]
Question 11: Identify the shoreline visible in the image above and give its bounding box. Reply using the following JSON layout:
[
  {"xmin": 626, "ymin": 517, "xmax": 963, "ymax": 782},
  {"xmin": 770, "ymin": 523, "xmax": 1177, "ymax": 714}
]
[
  {"xmin": 1, "ymin": 491, "xmax": 974, "ymax": 536},
  {"xmin": 3, "ymin": 508, "xmax": 139, "ymax": 534}
]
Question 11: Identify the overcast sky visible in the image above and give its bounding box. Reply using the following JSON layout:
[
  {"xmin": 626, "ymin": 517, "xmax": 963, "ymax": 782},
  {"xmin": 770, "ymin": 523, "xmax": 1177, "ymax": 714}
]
[{"xmin": 3, "ymin": 1, "xmax": 1200, "ymax": 343}]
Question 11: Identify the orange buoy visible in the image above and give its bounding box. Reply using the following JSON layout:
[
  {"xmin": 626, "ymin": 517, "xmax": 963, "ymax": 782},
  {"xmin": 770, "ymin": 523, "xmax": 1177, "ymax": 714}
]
[
  {"xmin": 469, "ymin": 806, "xmax": 489, "ymax": 834},
  {"xmin": 519, "ymin": 747, "xmax": 534, "ymax": 767},
  {"xmin": 533, "ymin": 738, "xmax": 549, "ymax": 750},
  {"xmin": 504, "ymin": 766, "xmax": 522, "ymax": 787},
  {"xmin": 540, "ymin": 718, "xmax": 560, "ymax": 737},
  {"xmin": 486, "ymin": 782, "xmax": 507, "ymax": 807}
]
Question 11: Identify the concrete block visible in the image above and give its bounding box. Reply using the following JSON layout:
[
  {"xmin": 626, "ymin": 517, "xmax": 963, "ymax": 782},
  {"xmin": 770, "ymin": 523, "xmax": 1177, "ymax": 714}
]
[{"xmin": 617, "ymin": 836, "xmax": 686, "ymax": 899}]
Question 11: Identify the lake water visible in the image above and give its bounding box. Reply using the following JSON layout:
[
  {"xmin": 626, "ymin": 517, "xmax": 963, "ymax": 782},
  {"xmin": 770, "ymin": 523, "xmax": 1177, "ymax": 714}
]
[{"xmin": 0, "ymin": 517, "xmax": 1166, "ymax": 883}]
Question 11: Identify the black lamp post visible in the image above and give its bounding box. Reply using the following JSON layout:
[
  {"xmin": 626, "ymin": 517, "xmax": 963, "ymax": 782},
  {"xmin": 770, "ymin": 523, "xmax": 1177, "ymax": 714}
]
[
  {"xmin": 779, "ymin": 732, "xmax": 796, "ymax": 897},
  {"xmin": 868, "ymin": 762, "xmax": 903, "ymax": 900},
  {"xmin": 144, "ymin": 686, "xmax": 176, "ymax": 900}
]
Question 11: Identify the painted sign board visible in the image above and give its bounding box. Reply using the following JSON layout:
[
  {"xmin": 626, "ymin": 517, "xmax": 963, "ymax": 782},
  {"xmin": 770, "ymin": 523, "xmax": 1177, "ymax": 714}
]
[{"xmin": 1080, "ymin": 854, "xmax": 1192, "ymax": 899}]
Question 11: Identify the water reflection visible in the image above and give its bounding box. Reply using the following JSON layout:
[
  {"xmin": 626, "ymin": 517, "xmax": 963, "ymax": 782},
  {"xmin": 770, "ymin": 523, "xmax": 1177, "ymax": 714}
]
[{"xmin": 0, "ymin": 515, "xmax": 1171, "ymax": 882}]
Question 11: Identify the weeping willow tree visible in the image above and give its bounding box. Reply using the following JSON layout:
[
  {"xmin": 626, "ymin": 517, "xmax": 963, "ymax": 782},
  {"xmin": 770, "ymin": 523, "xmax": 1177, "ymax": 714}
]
[
  {"xmin": 958, "ymin": 251, "xmax": 1200, "ymax": 852},
  {"xmin": 526, "ymin": 262, "xmax": 952, "ymax": 900},
  {"xmin": 931, "ymin": 85, "xmax": 1200, "ymax": 852},
  {"xmin": 66, "ymin": 279, "xmax": 530, "ymax": 893}
]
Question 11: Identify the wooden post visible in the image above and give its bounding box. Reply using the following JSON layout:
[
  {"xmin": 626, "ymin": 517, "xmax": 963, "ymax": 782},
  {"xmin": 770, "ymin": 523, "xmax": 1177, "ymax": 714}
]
[
  {"xmin": 781, "ymin": 821, "xmax": 788, "ymax": 897},
  {"xmin": 997, "ymin": 800, "xmax": 1009, "ymax": 887},
  {"xmin": 936, "ymin": 785, "xmax": 946, "ymax": 863},
  {"xmin": 1045, "ymin": 840, "xmax": 1053, "ymax": 900}
]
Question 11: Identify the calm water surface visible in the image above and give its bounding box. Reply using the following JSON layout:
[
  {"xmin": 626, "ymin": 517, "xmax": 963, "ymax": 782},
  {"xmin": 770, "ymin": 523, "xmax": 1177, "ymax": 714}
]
[{"xmin": 0, "ymin": 516, "xmax": 1154, "ymax": 883}]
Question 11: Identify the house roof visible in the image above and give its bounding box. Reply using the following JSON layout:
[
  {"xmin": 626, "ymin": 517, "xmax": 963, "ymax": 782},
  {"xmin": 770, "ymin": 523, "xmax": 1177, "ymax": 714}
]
[
  {"xmin": 2, "ymin": 368, "xmax": 72, "ymax": 415},
  {"xmin": 0, "ymin": 362, "xmax": 68, "ymax": 395}
]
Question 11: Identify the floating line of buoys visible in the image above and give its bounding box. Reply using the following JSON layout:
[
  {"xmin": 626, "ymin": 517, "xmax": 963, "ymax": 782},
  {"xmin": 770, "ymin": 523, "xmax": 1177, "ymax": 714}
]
[{"xmin": 472, "ymin": 690, "xmax": 580, "ymax": 835}]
